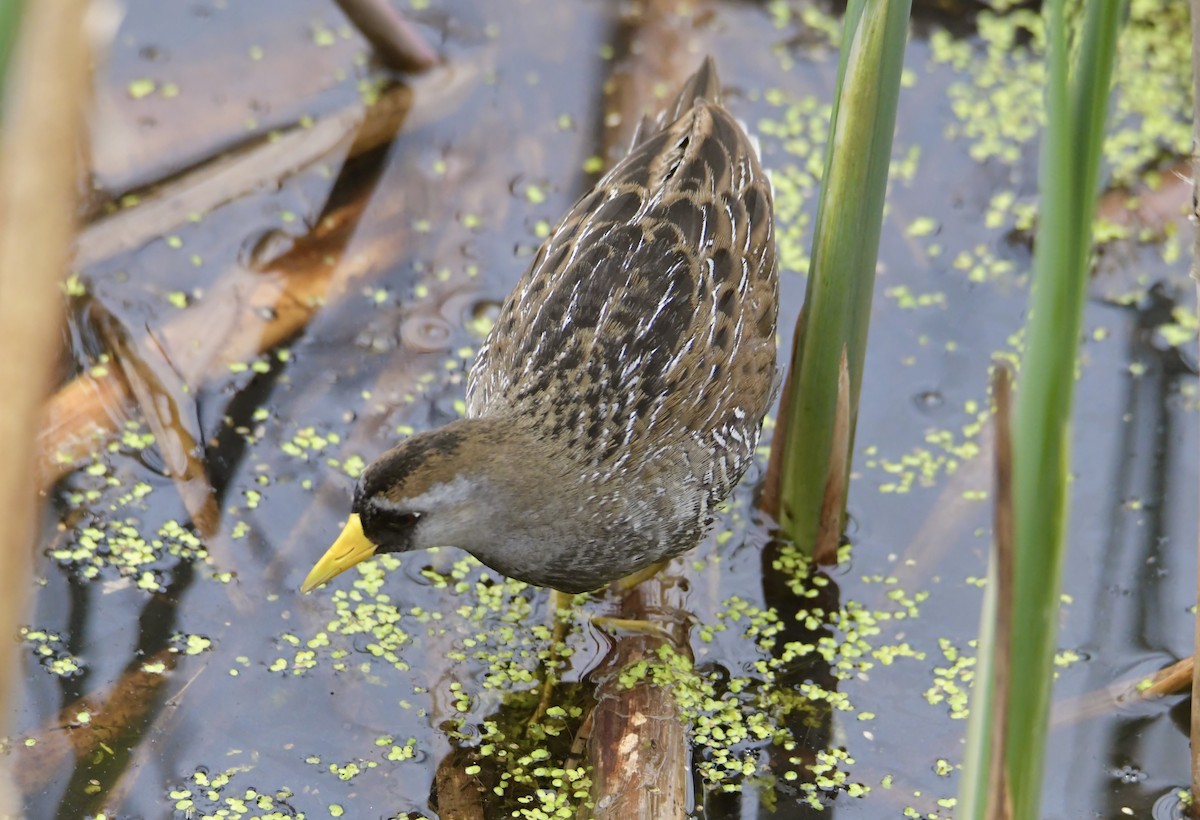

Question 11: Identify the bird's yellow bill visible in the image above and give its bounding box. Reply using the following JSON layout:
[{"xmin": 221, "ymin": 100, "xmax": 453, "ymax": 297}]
[{"xmin": 301, "ymin": 514, "xmax": 376, "ymax": 592}]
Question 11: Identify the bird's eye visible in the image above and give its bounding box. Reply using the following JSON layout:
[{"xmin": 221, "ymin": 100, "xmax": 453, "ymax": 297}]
[{"xmin": 372, "ymin": 511, "xmax": 420, "ymax": 546}]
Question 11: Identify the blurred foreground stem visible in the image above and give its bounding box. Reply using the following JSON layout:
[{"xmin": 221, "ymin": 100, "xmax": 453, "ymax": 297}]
[
  {"xmin": 1189, "ymin": 0, "xmax": 1200, "ymax": 809},
  {"xmin": 0, "ymin": 0, "xmax": 89, "ymax": 811}
]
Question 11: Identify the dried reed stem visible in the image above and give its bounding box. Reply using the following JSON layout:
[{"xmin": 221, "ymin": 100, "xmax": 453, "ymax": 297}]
[
  {"xmin": 986, "ymin": 363, "xmax": 1015, "ymax": 820},
  {"xmin": 1189, "ymin": 0, "xmax": 1200, "ymax": 809},
  {"xmin": 0, "ymin": 2, "xmax": 90, "ymax": 813}
]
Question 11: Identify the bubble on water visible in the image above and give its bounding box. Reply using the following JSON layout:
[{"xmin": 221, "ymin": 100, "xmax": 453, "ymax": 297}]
[
  {"xmin": 913, "ymin": 390, "xmax": 944, "ymax": 411},
  {"xmin": 1111, "ymin": 764, "xmax": 1147, "ymax": 784},
  {"xmin": 401, "ymin": 315, "xmax": 453, "ymax": 352}
]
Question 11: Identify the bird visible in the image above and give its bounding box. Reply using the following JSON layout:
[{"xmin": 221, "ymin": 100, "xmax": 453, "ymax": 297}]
[{"xmin": 302, "ymin": 57, "xmax": 778, "ymax": 595}]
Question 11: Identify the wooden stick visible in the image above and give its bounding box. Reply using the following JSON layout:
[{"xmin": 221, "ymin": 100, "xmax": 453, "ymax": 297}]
[
  {"xmin": 0, "ymin": 3, "xmax": 90, "ymax": 814},
  {"xmin": 1051, "ymin": 656, "xmax": 1193, "ymax": 729},
  {"xmin": 1143, "ymin": 655, "xmax": 1194, "ymax": 699},
  {"xmin": 334, "ymin": 0, "xmax": 439, "ymax": 73}
]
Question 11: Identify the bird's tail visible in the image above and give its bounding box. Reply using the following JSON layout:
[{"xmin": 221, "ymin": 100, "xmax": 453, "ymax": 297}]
[
  {"xmin": 631, "ymin": 56, "xmax": 721, "ymax": 147},
  {"xmin": 661, "ymin": 56, "xmax": 720, "ymax": 122}
]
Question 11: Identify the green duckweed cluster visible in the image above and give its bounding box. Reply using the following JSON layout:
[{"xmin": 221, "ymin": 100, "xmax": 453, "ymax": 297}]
[
  {"xmin": 273, "ymin": 551, "xmax": 596, "ymax": 818},
  {"xmin": 924, "ymin": 638, "xmax": 975, "ymax": 720},
  {"xmin": 603, "ymin": 547, "xmax": 931, "ymax": 809},
  {"xmin": 166, "ymin": 767, "xmax": 302, "ymax": 819},
  {"xmin": 862, "ymin": 398, "xmax": 990, "ymax": 495},
  {"xmin": 50, "ymin": 439, "xmax": 208, "ymax": 593},
  {"xmin": 757, "ymin": 91, "xmax": 830, "ymax": 276},
  {"xmin": 932, "ymin": 0, "xmax": 1191, "ymax": 185},
  {"xmin": 21, "ymin": 628, "xmax": 84, "ymax": 678}
]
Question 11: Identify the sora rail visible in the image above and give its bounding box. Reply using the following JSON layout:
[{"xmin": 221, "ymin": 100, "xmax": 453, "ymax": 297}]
[{"xmin": 302, "ymin": 58, "xmax": 778, "ymax": 595}]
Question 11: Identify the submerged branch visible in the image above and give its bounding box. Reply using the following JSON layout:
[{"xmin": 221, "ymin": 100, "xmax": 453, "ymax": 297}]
[
  {"xmin": 89, "ymin": 302, "xmax": 219, "ymax": 539},
  {"xmin": 38, "ymin": 62, "xmax": 478, "ymax": 494},
  {"xmin": 76, "ymin": 62, "xmax": 474, "ymax": 271},
  {"xmin": 1050, "ymin": 656, "xmax": 1192, "ymax": 729},
  {"xmin": 433, "ymin": 747, "xmax": 487, "ymax": 820},
  {"xmin": 1142, "ymin": 656, "xmax": 1194, "ymax": 699},
  {"xmin": 14, "ymin": 648, "xmax": 179, "ymax": 793}
]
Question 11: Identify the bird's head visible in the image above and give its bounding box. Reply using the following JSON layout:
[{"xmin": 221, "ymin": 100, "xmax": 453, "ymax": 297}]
[{"xmin": 300, "ymin": 420, "xmax": 496, "ymax": 592}]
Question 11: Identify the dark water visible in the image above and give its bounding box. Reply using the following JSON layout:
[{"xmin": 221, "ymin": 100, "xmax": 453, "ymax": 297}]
[{"xmin": 11, "ymin": 1, "xmax": 1198, "ymax": 818}]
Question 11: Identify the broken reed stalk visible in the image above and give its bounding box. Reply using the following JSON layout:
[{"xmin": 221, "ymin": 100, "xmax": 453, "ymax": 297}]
[
  {"xmin": 1190, "ymin": 0, "xmax": 1200, "ymax": 808},
  {"xmin": 766, "ymin": 0, "xmax": 912, "ymax": 562},
  {"xmin": 585, "ymin": 580, "xmax": 690, "ymax": 820},
  {"xmin": 0, "ymin": 2, "xmax": 90, "ymax": 814},
  {"xmin": 89, "ymin": 302, "xmax": 220, "ymax": 539},
  {"xmin": 583, "ymin": 2, "xmax": 709, "ymax": 816}
]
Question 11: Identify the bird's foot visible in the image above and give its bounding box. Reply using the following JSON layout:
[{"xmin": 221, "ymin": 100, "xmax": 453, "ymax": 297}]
[{"xmin": 589, "ymin": 615, "xmax": 678, "ymax": 642}]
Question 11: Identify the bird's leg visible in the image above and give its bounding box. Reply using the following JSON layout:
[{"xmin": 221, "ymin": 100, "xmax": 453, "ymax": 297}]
[
  {"xmin": 530, "ymin": 588, "xmax": 574, "ymax": 725},
  {"xmin": 591, "ymin": 561, "xmax": 684, "ymax": 641},
  {"xmin": 610, "ymin": 559, "xmax": 670, "ymax": 594}
]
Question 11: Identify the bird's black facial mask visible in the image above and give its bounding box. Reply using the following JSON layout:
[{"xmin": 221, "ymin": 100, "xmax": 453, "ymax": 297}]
[
  {"xmin": 350, "ymin": 425, "xmax": 470, "ymax": 553},
  {"xmin": 355, "ymin": 485, "xmax": 422, "ymax": 554}
]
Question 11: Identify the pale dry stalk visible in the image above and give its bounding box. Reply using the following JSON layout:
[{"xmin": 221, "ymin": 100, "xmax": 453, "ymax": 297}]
[
  {"xmin": 1190, "ymin": 0, "xmax": 1200, "ymax": 811},
  {"xmin": 0, "ymin": 2, "xmax": 91, "ymax": 815}
]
